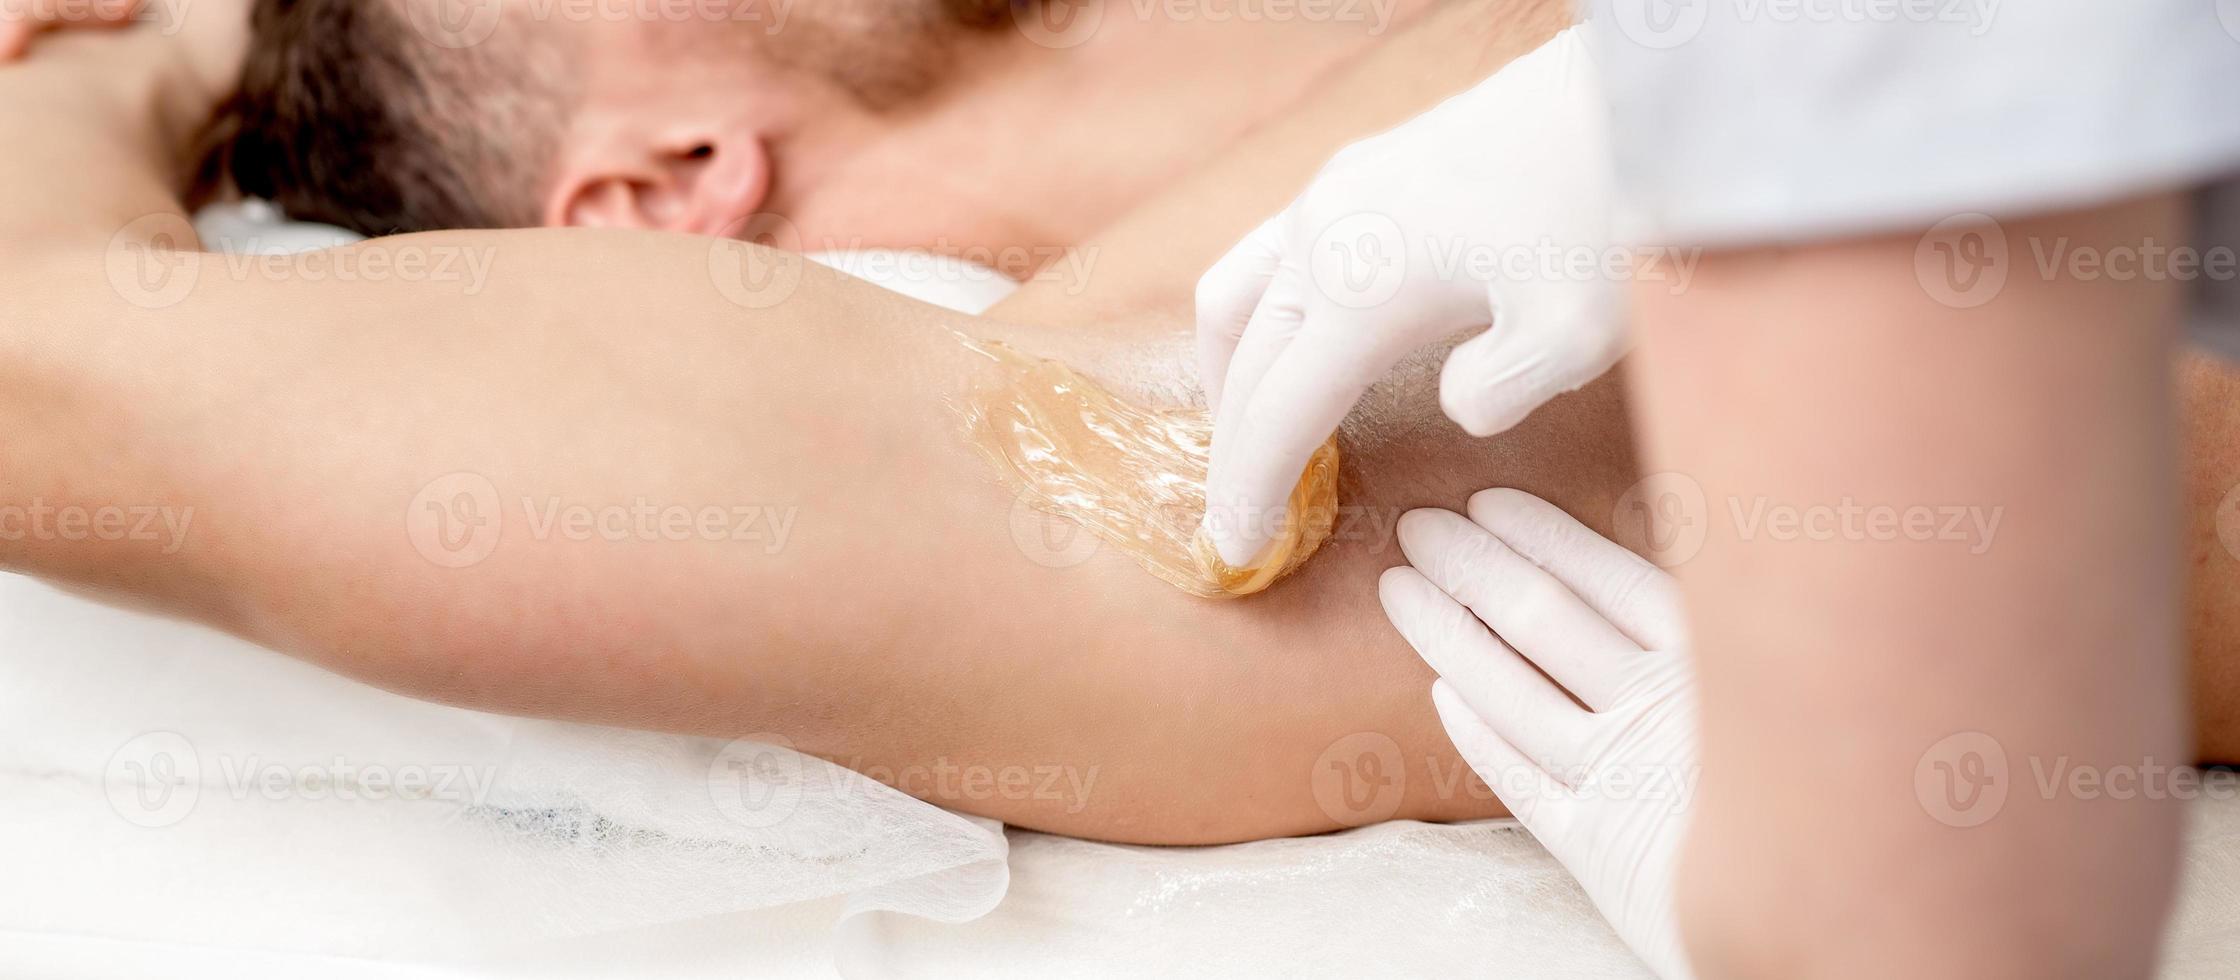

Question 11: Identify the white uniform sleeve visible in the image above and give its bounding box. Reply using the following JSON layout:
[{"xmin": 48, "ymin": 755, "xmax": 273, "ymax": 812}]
[
  {"xmin": 1581, "ymin": 1, "xmax": 2240, "ymax": 243},
  {"xmin": 1578, "ymin": 1, "xmax": 2240, "ymax": 343}
]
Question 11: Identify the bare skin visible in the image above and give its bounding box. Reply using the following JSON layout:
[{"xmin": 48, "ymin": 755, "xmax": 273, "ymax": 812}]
[
  {"xmin": 731, "ymin": 0, "xmax": 1446, "ymax": 254},
  {"xmin": 1639, "ymin": 207, "xmax": 2189, "ymax": 977},
  {"xmin": 0, "ymin": 1, "xmax": 2233, "ymax": 855},
  {"xmin": 1641, "ymin": 170, "xmax": 2201, "ymax": 980},
  {"xmin": 394, "ymin": 0, "xmax": 1446, "ymax": 253}
]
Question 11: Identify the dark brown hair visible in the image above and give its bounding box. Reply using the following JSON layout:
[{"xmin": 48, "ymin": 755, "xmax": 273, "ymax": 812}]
[
  {"xmin": 193, "ymin": 0, "xmax": 1034, "ymax": 237},
  {"xmin": 194, "ymin": 0, "xmax": 571, "ymax": 236}
]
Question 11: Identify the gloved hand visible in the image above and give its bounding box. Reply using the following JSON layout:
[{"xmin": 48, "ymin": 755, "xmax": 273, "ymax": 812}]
[
  {"xmin": 1379, "ymin": 488, "xmax": 1696, "ymax": 980},
  {"xmin": 1197, "ymin": 25, "xmax": 1620, "ymax": 568}
]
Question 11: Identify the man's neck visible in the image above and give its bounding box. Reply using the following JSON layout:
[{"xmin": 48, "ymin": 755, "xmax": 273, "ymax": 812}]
[{"xmin": 771, "ymin": 0, "xmax": 1441, "ymax": 262}]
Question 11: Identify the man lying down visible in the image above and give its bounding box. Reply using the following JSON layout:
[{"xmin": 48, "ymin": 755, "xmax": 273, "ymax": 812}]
[{"xmin": 4, "ymin": 0, "xmax": 2238, "ymax": 849}]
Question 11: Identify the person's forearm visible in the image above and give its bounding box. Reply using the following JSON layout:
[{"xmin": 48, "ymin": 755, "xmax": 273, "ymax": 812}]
[
  {"xmin": 1634, "ymin": 197, "xmax": 2190, "ymax": 977},
  {"xmin": 0, "ymin": 21, "xmax": 243, "ymax": 612},
  {"xmin": 0, "ymin": 15, "xmax": 242, "ymax": 254}
]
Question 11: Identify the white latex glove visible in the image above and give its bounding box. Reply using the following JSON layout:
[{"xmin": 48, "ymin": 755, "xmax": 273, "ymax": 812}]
[
  {"xmin": 1379, "ymin": 488, "xmax": 1696, "ymax": 980},
  {"xmin": 1197, "ymin": 25, "xmax": 1619, "ymax": 568}
]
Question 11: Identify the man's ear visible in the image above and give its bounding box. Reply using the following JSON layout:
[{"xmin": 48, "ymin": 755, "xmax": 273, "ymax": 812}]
[{"xmin": 542, "ymin": 131, "xmax": 772, "ymax": 236}]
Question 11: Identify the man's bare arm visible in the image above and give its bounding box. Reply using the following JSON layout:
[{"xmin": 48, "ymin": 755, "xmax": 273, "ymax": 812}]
[
  {"xmin": 1, "ymin": 21, "xmax": 1572, "ymax": 844},
  {"xmin": 0, "ymin": 10, "xmax": 241, "ymax": 252}
]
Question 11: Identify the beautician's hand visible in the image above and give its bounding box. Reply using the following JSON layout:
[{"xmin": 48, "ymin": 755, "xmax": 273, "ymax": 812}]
[
  {"xmin": 1380, "ymin": 489, "xmax": 1695, "ymax": 980},
  {"xmin": 1197, "ymin": 26, "xmax": 1618, "ymax": 568},
  {"xmin": 0, "ymin": 0, "xmax": 141, "ymax": 61}
]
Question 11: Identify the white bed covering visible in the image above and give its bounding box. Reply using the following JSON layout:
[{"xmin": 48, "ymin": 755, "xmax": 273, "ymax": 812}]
[{"xmin": 4, "ymin": 569, "xmax": 2237, "ymax": 978}]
